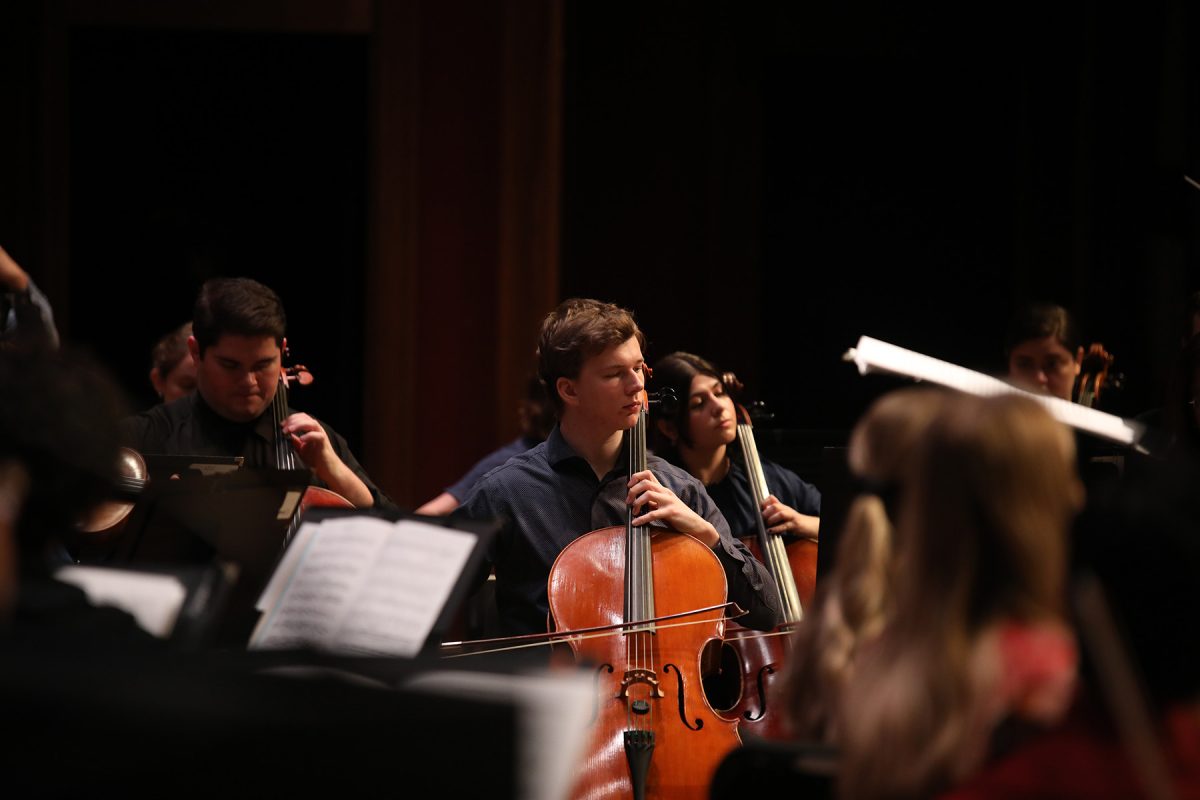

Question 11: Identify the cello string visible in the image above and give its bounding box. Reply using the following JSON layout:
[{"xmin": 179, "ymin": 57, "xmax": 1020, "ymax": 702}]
[
  {"xmin": 738, "ymin": 424, "xmax": 785, "ymax": 598},
  {"xmin": 741, "ymin": 420, "xmax": 803, "ymax": 622},
  {"xmin": 750, "ymin": 413, "xmax": 806, "ymax": 621},
  {"xmin": 626, "ymin": 419, "xmax": 639, "ymax": 734}
]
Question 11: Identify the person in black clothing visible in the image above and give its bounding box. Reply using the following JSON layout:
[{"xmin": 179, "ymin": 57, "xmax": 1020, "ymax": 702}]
[
  {"xmin": 455, "ymin": 298, "xmax": 781, "ymax": 636},
  {"xmin": 122, "ymin": 277, "xmax": 392, "ymax": 510},
  {"xmin": 0, "ymin": 349, "xmax": 517, "ymax": 799},
  {"xmin": 648, "ymin": 351, "xmax": 820, "ymax": 541}
]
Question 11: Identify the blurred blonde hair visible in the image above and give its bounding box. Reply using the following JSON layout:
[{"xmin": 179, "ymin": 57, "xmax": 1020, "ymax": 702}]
[
  {"xmin": 781, "ymin": 387, "xmax": 952, "ymax": 742},
  {"xmin": 837, "ymin": 393, "xmax": 1082, "ymax": 799}
]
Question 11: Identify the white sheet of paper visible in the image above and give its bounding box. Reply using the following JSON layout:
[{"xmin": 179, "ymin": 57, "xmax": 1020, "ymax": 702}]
[
  {"xmin": 55, "ymin": 565, "xmax": 187, "ymax": 638},
  {"xmin": 255, "ymin": 519, "xmax": 322, "ymax": 613},
  {"xmin": 250, "ymin": 517, "xmax": 477, "ymax": 658},
  {"xmin": 847, "ymin": 335, "xmax": 1147, "ymax": 447}
]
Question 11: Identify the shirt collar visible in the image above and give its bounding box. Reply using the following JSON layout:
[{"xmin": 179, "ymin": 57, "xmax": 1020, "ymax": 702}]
[
  {"xmin": 544, "ymin": 424, "xmax": 632, "ymax": 478},
  {"xmin": 544, "ymin": 425, "xmax": 581, "ymax": 467}
]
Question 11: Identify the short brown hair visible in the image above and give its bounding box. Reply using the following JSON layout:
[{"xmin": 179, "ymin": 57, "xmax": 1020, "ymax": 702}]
[
  {"xmin": 537, "ymin": 298, "xmax": 645, "ymax": 415},
  {"xmin": 192, "ymin": 278, "xmax": 286, "ymax": 356},
  {"xmin": 150, "ymin": 321, "xmax": 193, "ymax": 375}
]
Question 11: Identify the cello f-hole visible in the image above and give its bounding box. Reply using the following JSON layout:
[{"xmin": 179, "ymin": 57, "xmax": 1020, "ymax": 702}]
[
  {"xmin": 744, "ymin": 664, "xmax": 777, "ymax": 722},
  {"xmin": 662, "ymin": 663, "xmax": 704, "ymax": 731}
]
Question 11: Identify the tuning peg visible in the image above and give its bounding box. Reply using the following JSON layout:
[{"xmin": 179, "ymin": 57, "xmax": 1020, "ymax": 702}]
[
  {"xmin": 748, "ymin": 401, "xmax": 774, "ymax": 423},
  {"xmin": 648, "ymin": 388, "xmax": 678, "ymax": 415}
]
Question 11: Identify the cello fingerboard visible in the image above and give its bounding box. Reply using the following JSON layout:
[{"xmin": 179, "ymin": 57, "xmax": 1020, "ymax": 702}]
[{"xmin": 625, "ymin": 402, "xmax": 656, "ymax": 632}]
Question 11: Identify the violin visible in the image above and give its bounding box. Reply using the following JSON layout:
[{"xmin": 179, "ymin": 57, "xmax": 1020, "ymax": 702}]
[
  {"xmin": 77, "ymin": 446, "xmax": 148, "ymax": 544},
  {"xmin": 273, "ymin": 346, "xmax": 354, "ymax": 523},
  {"xmin": 546, "ymin": 388, "xmax": 741, "ymax": 799},
  {"xmin": 702, "ymin": 373, "xmax": 818, "ymax": 739},
  {"xmin": 1075, "ymin": 342, "xmax": 1124, "ymax": 409}
]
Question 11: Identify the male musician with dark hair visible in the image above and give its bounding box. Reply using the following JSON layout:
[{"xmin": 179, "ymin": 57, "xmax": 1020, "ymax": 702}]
[
  {"xmin": 455, "ymin": 297, "xmax": 781, "ymax": 636},
  {"xmin": 122, "ymin": 277, "xmax": 391, "ymax": 510}
]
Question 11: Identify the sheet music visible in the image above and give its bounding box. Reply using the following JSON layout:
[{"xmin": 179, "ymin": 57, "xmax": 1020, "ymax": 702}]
[
  {"xmin": 845, "ymin": 335, "xmax": 1147, "ymax": 449},
  {"xmin": 249, "ymin": 516, "xmax": 477, "ymax": 658},
  {"xmin": 55, "ymin": 565, "xmax": 187, "ymax": 638}
]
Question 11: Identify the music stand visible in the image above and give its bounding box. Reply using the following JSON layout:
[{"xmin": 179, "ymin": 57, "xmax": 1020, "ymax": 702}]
[
  {"xmin": 117, "ymin": 468, "xmax": 314, "ymax": 646},
  {"xmin": 142, "ymin": 453, "xmax": 243, "ymax": 481}
]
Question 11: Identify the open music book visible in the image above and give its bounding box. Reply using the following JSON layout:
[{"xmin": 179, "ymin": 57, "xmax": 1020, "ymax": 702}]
[
  {"xmin": 249, "ymin": 514, "xmax": 480, "ymax": 658},
  {"xmin": 844, "ymin": 335, "xmax": 1150, "ymax": 451}
]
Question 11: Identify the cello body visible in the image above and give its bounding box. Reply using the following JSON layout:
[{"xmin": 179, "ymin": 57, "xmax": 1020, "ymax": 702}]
[
  {"xmin": 712, "ymin": 534, "xmax": 817, "ymax": 738},
  {"xmin": 702, "ymin": 385, "xmax": 818, "ymax": 739},
  {"xmin": 549, "ymin": 524, "xmax": 742, "ymax": 800}
]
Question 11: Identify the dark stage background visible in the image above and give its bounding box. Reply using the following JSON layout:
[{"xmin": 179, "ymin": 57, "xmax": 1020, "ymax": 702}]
[{"xmin": 2, "ymin": 1, "xmax": 1199, "ymax": 505}]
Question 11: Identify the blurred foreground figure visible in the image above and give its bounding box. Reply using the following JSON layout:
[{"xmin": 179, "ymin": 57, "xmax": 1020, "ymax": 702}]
[
  {"xmin": 838, "ymin": 394, "xmax": 1083, "ymax": 799},
  {"xmin": 780, "ymin": 387, "xmax": 951, "ymax": 744},
  {"xmin": 943, "ymin": 454, "xmax": 1200, "ymax": 800}
]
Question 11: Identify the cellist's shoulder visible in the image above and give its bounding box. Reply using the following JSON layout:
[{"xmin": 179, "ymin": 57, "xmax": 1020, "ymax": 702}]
[
  {"xmin": 459, "ymin": 439, "xmax": 553, "ymax": 510},
  {"xmin": 645, "ymin": 453, "xmax": 699, "ymax": 488}
]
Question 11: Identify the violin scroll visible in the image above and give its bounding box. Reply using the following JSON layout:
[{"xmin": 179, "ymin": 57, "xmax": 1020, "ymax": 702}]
[
  {"xmin": 1076, "ymin": 342, "xmax": 1124, "ymax": 409},
  {"xmin": 282, "ymin": 364, "xmax": 314, "ymax": 387},
  {"xmin": 647, "ymin": 388, "xmax": 678, "ymax": 415}
]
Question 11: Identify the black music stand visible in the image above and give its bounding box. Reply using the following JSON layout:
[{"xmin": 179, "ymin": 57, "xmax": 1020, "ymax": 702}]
[
  {"xmin": 117, "ymin": 468, "xmax": 314, "ymax": 646},
  {"xmin": 142, "ymin": 453, "xmax": 243, "ymax": 481}
]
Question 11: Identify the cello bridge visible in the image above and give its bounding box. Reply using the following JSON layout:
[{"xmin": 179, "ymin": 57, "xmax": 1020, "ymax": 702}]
[{"xmin": 617, "ymin": 669, "xmax": 665, "ymax": 700}]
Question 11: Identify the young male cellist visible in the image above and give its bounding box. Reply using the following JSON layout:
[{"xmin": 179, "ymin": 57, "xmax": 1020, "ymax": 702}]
[
  {"xmin": 455, "ymin": 297, "xmax": 781, "ymax": 636},
  {"xmin": 121, "ymin": 277, "xmax": 392, "ymax": 510}
]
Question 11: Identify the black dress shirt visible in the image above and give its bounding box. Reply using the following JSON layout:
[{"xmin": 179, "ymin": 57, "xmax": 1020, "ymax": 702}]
[
  {"xmin": 456, "ymin": 426, "xmax": 781, "ymax": 635},
  {"xmin": 120, "ymin": 392, "xmax": 395, "ymax": 510}
]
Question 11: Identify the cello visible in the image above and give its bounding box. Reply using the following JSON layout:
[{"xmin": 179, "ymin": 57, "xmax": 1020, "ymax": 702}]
[
  {"xmin": 272, "ymin": 345, "xmax": 354, "ymax": 527},
  {"xmin": 704, "ymin": 374, "xmax": 818, "ymax": 739},
  {"xmin": 547, "ymin": 388, "xmax": 742, "ymax": 800}
]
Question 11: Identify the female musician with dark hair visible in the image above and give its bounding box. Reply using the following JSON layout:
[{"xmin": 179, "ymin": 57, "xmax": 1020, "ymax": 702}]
[
  {"xmin": 648, "ymin": 352, "xmax": 820, "ymax": 542},
  {"xmin": 1004, "ymin": 303, "xmax": 1085, "ymax": 402},
  {"xmin": 1004, "ymin": 302, "xmax": 1120, "ymax": 410}
]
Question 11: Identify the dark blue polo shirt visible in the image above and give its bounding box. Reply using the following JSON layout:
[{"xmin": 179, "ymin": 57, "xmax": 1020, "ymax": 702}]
[
  {"xmin": 456, "ymin": 426, "xmax": 782, "ymax": 636},
  {"xmin": 706, "ymin": 457, "xmax": 821, "ymax": 538}
]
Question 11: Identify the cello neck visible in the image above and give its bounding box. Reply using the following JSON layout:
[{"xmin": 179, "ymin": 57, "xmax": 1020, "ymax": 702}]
[
  {"xmin": 625, "ymin": 398, "xmax": 657, "ymax": 631},
  {"xmin": 735, "ymin": 412, "xmax": 804, "ymax": 624},
  {"xmin": 273, "ymin": 372, "xmax": 297, "ymax": 471}
]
